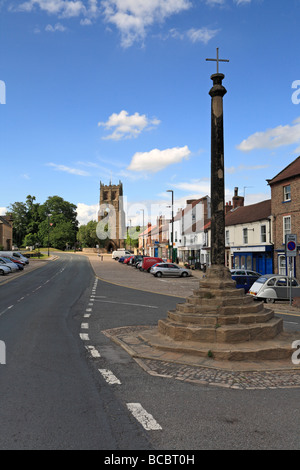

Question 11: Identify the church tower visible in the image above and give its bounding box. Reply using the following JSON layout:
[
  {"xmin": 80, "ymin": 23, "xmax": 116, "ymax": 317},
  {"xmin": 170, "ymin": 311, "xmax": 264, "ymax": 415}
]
[{"xmin": 98, "ymin": 180, "xmax": 126, "ymax": 252}]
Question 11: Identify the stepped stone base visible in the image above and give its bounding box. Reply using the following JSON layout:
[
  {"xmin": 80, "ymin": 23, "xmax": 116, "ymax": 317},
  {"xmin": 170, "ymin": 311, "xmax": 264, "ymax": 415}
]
[
  {"xmin": 139, "ymin": 329, "xmax": 295, "ymax": 362},
  {"xmin": 143, "ymin": 264, "xmax": 299, "ymax": 363}
]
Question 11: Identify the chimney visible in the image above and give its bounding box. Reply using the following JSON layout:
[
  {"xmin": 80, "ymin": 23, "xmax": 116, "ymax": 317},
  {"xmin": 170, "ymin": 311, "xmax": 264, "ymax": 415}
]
[
  {"xmin": 232, "ymin": 187, "xmax": 244, "ymax": 209},
  {"xmin": 225, "ymin": 201, "xmax": 233, "ymax": 214}
]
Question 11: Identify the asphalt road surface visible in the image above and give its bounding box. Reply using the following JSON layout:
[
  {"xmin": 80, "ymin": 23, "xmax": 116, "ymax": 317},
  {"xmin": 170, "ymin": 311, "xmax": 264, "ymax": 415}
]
[{"xmin": 0, "ymin": 253, "xmax": 299, "ymax": 451}]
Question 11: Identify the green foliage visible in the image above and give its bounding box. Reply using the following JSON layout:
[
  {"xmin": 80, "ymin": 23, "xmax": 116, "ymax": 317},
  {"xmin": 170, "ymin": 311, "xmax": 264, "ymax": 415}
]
[
  {"xmin": 7, "ymin": 194, "xmax": 79, "ymax": 250},
  {"xmin": 77, "ymin": 220, "xmax": 99, "ymax": 247}
]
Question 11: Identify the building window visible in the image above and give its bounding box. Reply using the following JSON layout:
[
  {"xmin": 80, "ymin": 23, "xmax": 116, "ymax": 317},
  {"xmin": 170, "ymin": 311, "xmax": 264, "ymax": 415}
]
[
  {"xmin": 283, "ymin": 185, "xmax": 291, "ymax": 202},
  {"xmin": 261, "ymin": 225, "xmax": 266, "ymax": 243},
  {"xmin": 243, "ymin": 228, "xmax": 248, "ymax": 244},
  {"xmin": 278, "ymin": 255, "xmax": 286, "ymax": 275},
  {"xmin": 225, "ymin": 230, "xmax": 230, "ymax": 246},
  {"xmin": 283, "ymin": 216, "xmax": 291, "ymax": 242},
  {"xmin": 175, "ymin": 231, "xmax": 178, "ymax": 242}
]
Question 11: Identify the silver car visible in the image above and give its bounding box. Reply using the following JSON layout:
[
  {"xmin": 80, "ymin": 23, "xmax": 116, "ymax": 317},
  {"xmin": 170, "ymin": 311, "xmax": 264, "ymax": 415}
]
[
  {"xmin": 0, "ymin": 257, "xmax": 19, "ymax": 272},
  {"xmin": 249, "ymin": 274, "xmax": 300, "ymax": 303},
  {"xmin": 150, "ymin": 262, "xmax": 191, "ymax": 278},
  {"xmin": 0, "ymin": 264, "xmax": 11, "ymax": 275}
]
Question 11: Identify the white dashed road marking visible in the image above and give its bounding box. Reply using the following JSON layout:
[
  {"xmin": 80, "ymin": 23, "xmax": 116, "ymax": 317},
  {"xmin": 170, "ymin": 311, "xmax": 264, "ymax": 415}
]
[
  {"xmin": 79, "ymin": 333, "xmax": 90, "ymax": 341},
  {"xmin": 98, "ymin": 369, "xmax": 121, "ymax": 385},
  {"xmin": 126, "ymin": 403, "xmax": 162, "ymax": 431},
  {"xmin": 85, "ymin": 345, "xmax": 101, "ymax": 358}
]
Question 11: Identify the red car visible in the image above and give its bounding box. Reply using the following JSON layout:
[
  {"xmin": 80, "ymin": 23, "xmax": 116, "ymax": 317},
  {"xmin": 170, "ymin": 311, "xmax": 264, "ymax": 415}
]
[
  {"xmin": 140, "ymin": 257, "xmax": 164, "ymax": 272},
  {"xmin": 123, "ymin": 256, "xmax": 134, "ymax": 265}
]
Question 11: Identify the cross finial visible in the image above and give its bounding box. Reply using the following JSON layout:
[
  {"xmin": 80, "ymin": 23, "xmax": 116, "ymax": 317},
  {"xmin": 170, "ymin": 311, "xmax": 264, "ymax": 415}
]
[{"xmin": 206, "ymin": 47, "xmax": 229, "ymax": 74}]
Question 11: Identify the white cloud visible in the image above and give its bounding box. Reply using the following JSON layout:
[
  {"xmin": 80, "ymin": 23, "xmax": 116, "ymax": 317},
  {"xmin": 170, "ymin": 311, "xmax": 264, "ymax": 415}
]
[
  {"xmin": 226, "ymin": 164, "xmax": 269, "ymax": 174},
  {"xmin": 187, "ymin": 27, "xmax": 219, "ymax": 44},
  {"xmin": 234, "ymin": 0, "xmax": 251, "ymax": 5},
  {"xmin": 237, "ymin": 118, "xmax": 300, "ymax": 152},
  {"xmin": 14, "ymin": 0, "xmax": 98, "ymax": 20},
  {"xmin": 127, "ymin": 146, "xmax": 191, "ymax": 173},
  {"xmin": 171, "ymin": 178, "xmax": 210, "ymax": 194},
  {"xmin": 98, "ymin": 110, "xmax": 160, "ymax": 140},
  {"xmin": 0, "ymin": 207, "xmax": 7, "ymax": 215},
  {"xmin": 45, "ymin": 22, "xmax": 67, "ymax": 32},
  {"xmin": 76, "ymin": 202, "xmax": 99, "ymax": 225},
  {"xmin": 46, "ymin": 163, "xmax": 90, "ymax": 175},
  {"xmin": 101, "ymin": 0, "xmax": 192, "ymax": 48}
]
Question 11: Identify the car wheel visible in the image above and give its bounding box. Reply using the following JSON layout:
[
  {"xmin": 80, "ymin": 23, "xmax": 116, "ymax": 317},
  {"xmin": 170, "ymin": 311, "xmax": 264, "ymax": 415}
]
[
  {"xmin": 0, "ymin": 269, "xmax": 4, "ymax": 275},
  {"xmin": 181, "ymin": 272, "xmax": 188, "ymax": 278},
  {"xmin": 115, "ymin": 257, "xmax": 119, "ymax": 261},
  {"xmin": 265, "ymin": 298, "xmax": 275, "ymax": 304},
  {"xmin": 139, "ymin": 267, "xmax": 143, "ymax": 271},
  {"xmin": 155, "ymin": 272, "xmax": 162, "ymax": 278}
]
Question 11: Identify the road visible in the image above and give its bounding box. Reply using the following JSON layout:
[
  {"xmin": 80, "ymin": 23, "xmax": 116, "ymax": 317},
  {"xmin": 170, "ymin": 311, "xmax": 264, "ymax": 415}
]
[{"xmin": 0, "ymin": 253, "xmax": 299, "ymax": 450}]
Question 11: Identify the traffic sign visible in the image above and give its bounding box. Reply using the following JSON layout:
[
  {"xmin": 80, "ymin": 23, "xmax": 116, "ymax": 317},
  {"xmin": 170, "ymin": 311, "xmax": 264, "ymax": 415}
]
[{"xmin": 285, "ymin": 234, "xmax": 297, "ymax": 257}]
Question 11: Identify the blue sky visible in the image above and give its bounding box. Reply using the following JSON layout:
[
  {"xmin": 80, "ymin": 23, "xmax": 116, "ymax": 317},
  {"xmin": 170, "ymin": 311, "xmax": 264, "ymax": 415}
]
[{"xmin": 1, "ymin": 0, "xmax": 300, "ymax": 226}]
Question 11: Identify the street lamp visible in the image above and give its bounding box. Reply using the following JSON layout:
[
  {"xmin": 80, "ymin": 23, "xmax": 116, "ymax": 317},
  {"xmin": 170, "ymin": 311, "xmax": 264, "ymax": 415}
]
[
  {"xmin": 47, "ymin": 213, "xmax": 52, "ymax": 257},
  {"xmin": 166, "ymin": 190, "xmax": 174, "ymax": 262},
  {"xmin": 129, "ymin": 218, "xmax": 132, "ymax": 252},
  {"xmin": 140, "ymin": 209, "xmax": 144, "ymax": 255}
]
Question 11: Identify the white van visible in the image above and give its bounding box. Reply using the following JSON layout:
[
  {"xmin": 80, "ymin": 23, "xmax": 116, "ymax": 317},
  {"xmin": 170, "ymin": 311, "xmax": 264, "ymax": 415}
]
[
  {"xmin": 0, "ymin": 251, "xmax": 29, "ymax": 264},
  {"xmin": 112, "ymin": 249, "xmax": 132, "ymax": 260}
]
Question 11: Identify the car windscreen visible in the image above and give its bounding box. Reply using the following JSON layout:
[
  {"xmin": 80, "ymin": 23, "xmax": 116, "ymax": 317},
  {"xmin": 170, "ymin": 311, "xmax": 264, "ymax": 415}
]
[{"xmin": 256, "ymin": 277, "xmax": 268, "ymax": 284}]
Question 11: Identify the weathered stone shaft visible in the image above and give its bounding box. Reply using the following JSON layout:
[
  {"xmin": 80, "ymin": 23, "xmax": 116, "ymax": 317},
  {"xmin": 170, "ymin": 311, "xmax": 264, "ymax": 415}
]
[{"xmin": 209, "ymin": 73, "xmax": 227, "ymax": 266}]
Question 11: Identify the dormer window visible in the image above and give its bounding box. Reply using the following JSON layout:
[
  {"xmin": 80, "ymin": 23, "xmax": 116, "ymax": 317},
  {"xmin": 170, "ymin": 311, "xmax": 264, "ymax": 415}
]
[{"xmin": 283, "ymin": 184, "xmax": 291, "ymax": 202}]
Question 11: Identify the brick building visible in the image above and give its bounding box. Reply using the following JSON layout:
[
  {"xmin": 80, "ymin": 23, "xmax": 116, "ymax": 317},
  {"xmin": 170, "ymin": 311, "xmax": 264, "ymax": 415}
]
[
  {"xmin": 267, "ymin": 156, "xmax": 300, "ymax": 276},
  {"xmin": 0, "ymin": 215, "xmax": 13, "ymax": 250}
]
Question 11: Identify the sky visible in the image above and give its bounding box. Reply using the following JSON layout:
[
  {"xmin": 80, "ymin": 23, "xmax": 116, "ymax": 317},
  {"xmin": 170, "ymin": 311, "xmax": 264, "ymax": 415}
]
[{"xmin": 1, "ymin": 0, "xmax": 300, "ymax": 227}]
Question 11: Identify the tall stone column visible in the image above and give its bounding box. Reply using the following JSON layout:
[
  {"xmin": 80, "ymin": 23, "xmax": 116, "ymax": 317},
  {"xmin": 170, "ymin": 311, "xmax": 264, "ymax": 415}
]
[{"xmin": 209, "ymin": 73, "xmax": 227, "ymax": 266}]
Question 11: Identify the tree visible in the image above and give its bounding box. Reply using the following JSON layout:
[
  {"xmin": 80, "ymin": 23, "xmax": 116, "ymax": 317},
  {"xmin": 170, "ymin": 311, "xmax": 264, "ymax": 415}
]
[
  {"xmin": 38, "ymin": 196, "xmax": 78, "ymax": 250},
  {"xmin": 6, "ymin": 201, "xmax": 28, "ymax": 247}
]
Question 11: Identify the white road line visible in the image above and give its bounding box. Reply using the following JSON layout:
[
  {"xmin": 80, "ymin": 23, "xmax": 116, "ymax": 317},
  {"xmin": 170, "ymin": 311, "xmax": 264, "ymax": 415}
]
[
  {"xmin": 86, "ymin": 308, "xmax": 92, "ymax": 312},
  {"xmin": 79, "ymin": 333, "xmax": 90, "ymax": 341},
  {"xmin": 81, "ymin": 323, "xmax": 89, "ymax": 329},
  {"xmin": 126, "ymin": 403, "xmax": 162, "ymax": 431},
  {"xmin": 85, "ymin": 345, "xmax": 101, "ymax": 358},
  {"xmin": 93, "ymin": 299, "xmax": 158, "ymax": 309},
  {"xmin": 84, "ymin": 313, "xmax": 91, "ymax": 318},
  {"xmin": 98, "ymin": 369, "xmax": 121, "ymax": 385}
]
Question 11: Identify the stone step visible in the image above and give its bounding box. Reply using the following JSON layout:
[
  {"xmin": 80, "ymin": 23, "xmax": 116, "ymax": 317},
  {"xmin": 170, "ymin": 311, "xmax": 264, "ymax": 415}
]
[
  {"xmin": 176, "ymin": 299, "xmax": 267, "ymax": 316},
  {"xmin": 192, "ymin": 288, "xmax": 244, "ymax": 298},
  {"xmin": 158, "ymin": 316, "xmax": 283, "ymax": 344},
  {"xmin": 139, "ymin": 329, "xmax": 296, "ymax": 362},
  {"xmin": 168, "ymin": 308, "xmax": 275, "ymax": 326},
  {"xmin": 187, "ymin": 295, "xmax": 260, "ymax": 308}
]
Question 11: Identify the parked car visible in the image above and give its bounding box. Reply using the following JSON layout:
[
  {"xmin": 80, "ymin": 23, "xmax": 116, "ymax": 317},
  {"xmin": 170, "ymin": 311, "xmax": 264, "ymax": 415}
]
[
  {"xmin": 0, "ymin": 251, "xmax": 29, "ymax": 264},
  {"xmin": 150, "ymin": 262, "xmax": 191, "ymax": 278},
  {"xmin": 0, "ymin": 264, "xmax": 11, "ymax": 275},
  {"xmin": 112, "ymin": 249, "xmax": 132, "ymax": 260},
  {"xmin": 249, "ymin": 274, "xmax": 300, "ymax": 303},
  {"xmin": 140, "ymin": 257, "xmax": 164, "ymax": 272},
  {"xmin": 118, "ymin": 255, "xmax": 131, "ymax": 263},
  {"xmin": 7, "ymin": 257, "xmax": 25, "ymax": 270},
  {"xmin": 130, "ymin": 255, "xmax": 145, "ymax": 267},
  {"xmin": 123, "ymin": 256, "xmax": 134, "ymax": 265},
  {"xmin": 0, "ymin": 257, "xmax": 19, "ymax": 272},
  {"xmin": 230, "ymin": 269, "xmax": 261, "ymax": 292}
]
